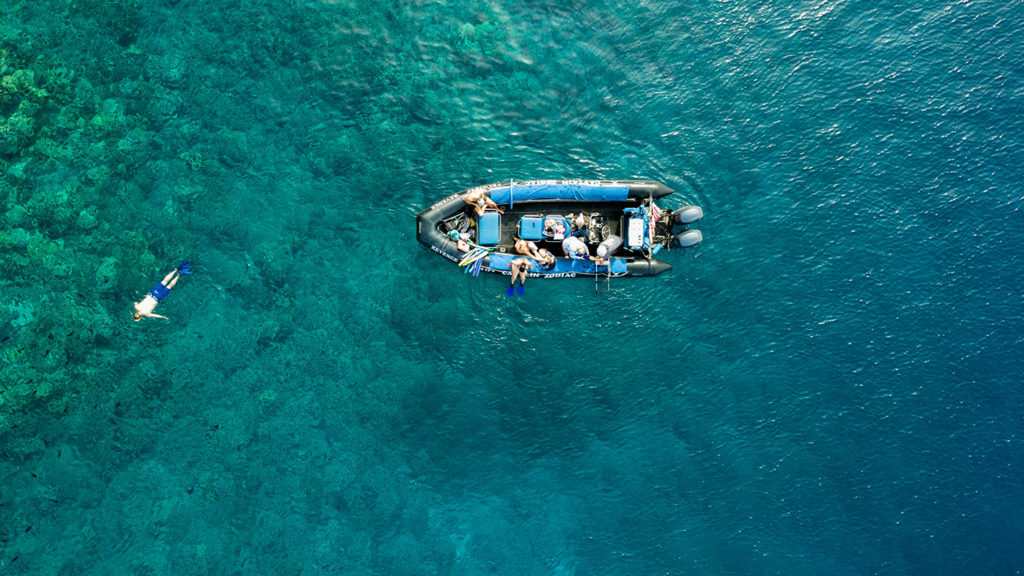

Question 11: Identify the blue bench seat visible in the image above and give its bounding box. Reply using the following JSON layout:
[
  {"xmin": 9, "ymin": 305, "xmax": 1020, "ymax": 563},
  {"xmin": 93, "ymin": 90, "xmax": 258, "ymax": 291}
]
[
  {"xmin": 487, "ymin": 253, "xmax": 627, "ymax": 275},
  {"xmin": 478, "ymin": 211, "xmax": 501, "ymax": 245}
]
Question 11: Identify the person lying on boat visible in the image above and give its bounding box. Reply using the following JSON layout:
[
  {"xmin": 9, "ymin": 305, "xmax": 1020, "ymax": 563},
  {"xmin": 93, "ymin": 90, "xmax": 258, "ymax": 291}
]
[
  {"xmin": 514, "ymin": 237, "xmax": 543, "ymax": 260},
  {"xmin": 133, "ymin": 260, "xmax": 193, "ymax": 321},
  {"xmin": 536, "ymin": 248, "xmax": 556, "ymax": 271},
  {"xmin": 562, "ymin": 236, "xmax": 608, "ymax": 266},
  {"xmin": 463, "ymin": 188, "xmax": 505, "ymax": 217},
  {"xmin": 508, "ymin": 257, "xmax": 534, "ymax": 296}
]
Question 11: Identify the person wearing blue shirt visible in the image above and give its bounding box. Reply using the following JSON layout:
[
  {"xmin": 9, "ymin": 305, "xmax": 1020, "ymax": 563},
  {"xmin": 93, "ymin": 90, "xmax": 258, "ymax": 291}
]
[
  {"xmin": 562, "ymin": 236, "xmax": 609, "ymax": 266},
  {"xmin": 562, "ymin": 236, "xmax": 589, "ymax": 260}
]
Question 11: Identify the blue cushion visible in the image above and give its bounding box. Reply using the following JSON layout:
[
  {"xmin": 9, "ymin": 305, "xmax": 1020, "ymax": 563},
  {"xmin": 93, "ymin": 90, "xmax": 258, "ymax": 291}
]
[
  {"xmin": 519, "ymin": 216, "xmax": 545, "ymax": 240},
  {"xmin": 490, "ymin": 184, "xmax": 629, "ymax": 203},
  {"xmin": 478, "ymin": 211, "xmax": 500, "ymax": 245},
  {"xmin": 488, "ymin": 253, "xmax": 627, "ymax": 274}
]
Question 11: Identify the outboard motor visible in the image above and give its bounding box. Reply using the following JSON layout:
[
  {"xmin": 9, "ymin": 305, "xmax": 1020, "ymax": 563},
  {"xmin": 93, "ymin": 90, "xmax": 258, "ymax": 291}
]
[
  {"xmin": 672, "ymin": 229, "xmax": 703, "ymax": 248},
  {"xmin": 595, "ymin": 234, "xmax": 622, "ymax": 260},
  {"xmin": 673, "ymin": 206, "xmax": 703, "ymax": 225}
]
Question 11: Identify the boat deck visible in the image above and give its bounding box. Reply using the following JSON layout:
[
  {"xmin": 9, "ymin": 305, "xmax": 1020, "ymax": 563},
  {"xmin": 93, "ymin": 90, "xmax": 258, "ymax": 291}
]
[
  {"xmin": 463, "ymin": 200, "xmax": 635, "ymax": 255},
  {"xmin": 417, "ymin": 180, "xmax": 691, "ymax": 278}
]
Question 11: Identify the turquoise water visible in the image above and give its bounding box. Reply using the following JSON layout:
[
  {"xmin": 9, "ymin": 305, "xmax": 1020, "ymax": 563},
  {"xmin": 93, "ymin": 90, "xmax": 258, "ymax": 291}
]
[{"xmin": 2, "ymin": 0, "xmax": 1022, "ymax": 573}]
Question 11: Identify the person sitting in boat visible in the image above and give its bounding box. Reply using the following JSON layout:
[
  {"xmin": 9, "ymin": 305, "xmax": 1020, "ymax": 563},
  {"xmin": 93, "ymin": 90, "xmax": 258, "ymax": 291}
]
[
  {"xmin": 508, "ymin": 257, "xmax": 534, "ymax": 296},
  {"xmin": 133, "ymin": 260, "xmax": 193, "ymax": 321},
  {"xmin": 463, "ymin": 188, "xmax": 505, "ymax": 217},
  {"xmin": 592, "ymin": 234, "xmax": 621, "ymax": 267},
  {"xmin": 514, "ymin": 237, "xmax": 543, "ymax": 260},
  {"xmin": 562, "ymin": 236, "xmax": 590, "ymax": 260},
  {"xmin": 536, "ymin": 248, "xmax": 556, "ymax": 271},
  {"xmin": 562, "ymin": 236, "xmax": 608, "ymax": 266},
  {"xmin": 571, "ymin": 213, "xmax": 589, "ymax": 237}
]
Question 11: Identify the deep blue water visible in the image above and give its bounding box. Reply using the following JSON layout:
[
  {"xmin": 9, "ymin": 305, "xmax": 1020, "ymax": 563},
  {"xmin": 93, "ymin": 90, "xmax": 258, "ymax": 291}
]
[{"xmin": 1, "ymin": 0, "xmax": 1022, "ymax": 574}]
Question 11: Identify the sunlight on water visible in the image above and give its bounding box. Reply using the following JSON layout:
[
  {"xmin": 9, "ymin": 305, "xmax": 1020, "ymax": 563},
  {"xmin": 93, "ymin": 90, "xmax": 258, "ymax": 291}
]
[{"xmin": 0, "ymin": 0, "xmax": 1021, "ymax": 574}]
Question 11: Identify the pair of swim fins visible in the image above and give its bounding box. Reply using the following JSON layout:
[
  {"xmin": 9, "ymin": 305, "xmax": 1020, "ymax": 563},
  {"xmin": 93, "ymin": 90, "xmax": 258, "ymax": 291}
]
[
  {"xmin": 177, "ymin": 259, "xmax": 194, "ymax": 275},
  {"xmin": 506, "ymin": 284, "xmax": 524, "ymax": 297}
]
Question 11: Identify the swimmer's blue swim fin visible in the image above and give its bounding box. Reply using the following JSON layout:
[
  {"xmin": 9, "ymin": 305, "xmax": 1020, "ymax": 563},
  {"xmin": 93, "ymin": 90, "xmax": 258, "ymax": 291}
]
[
  {"xmin": 507, "ymin": 285, "xmax": 514, "ymax": 297},
  {"xmin": 517, "ymin": 284, "xmax": 524, "ymax": 296}
]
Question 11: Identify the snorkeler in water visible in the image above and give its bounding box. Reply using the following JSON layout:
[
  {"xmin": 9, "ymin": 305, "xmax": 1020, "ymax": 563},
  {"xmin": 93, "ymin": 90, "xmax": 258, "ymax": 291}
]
[
  {"xmin": 507, "ymin": 257, "xmax": 534, "ymax": 296},
  {"xmin": 133, "ymin": 260, "xmax": 193, "ymax": 321}
]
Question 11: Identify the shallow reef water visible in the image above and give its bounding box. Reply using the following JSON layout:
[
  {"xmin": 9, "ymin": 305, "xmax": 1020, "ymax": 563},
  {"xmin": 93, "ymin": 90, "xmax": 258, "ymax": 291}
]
[{"xmin": 1, "ymin": 0, "xmax": 1022, "ymax": 574}]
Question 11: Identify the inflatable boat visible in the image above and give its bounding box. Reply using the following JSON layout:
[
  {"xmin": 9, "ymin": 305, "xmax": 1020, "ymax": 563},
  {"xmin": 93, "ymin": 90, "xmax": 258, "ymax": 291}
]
[{"xmin": 416, "ymin": 180, "xmax": 703, "ymax": 281}]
